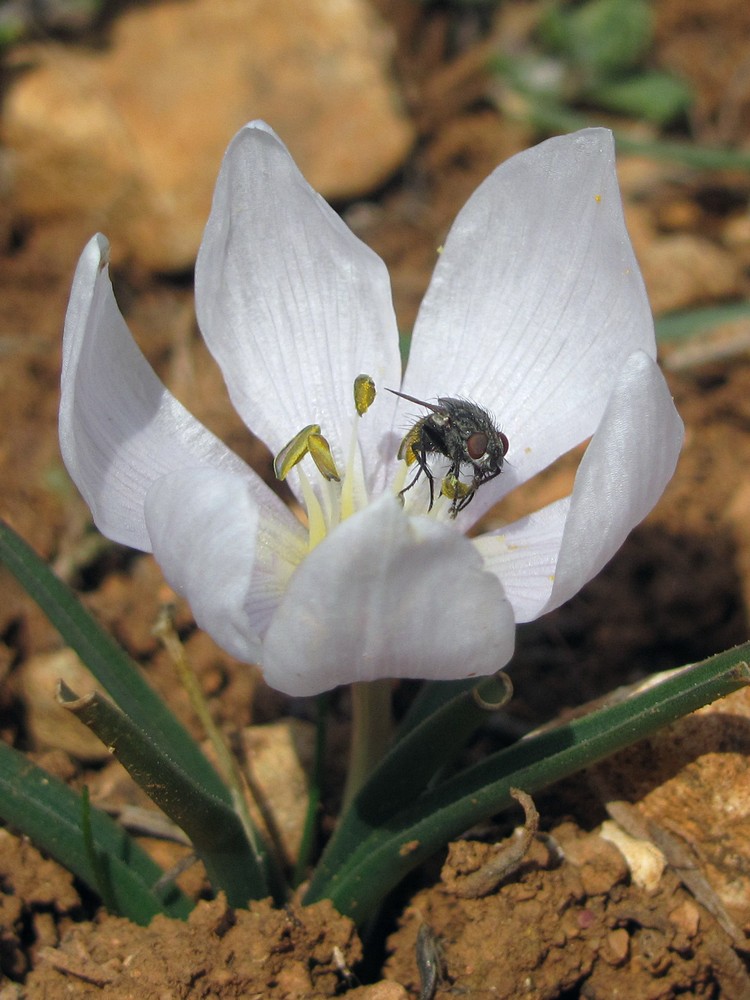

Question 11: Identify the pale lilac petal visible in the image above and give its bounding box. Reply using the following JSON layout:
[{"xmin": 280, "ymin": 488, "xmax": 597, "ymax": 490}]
[
  {"xmin": 145, "ymin": 468, "xmax": 307, "ymax": 660},
  {"xmin": 195, "ymin": 122, "xmax": 402, "ymax": 494},
  {"xmin": 544, "ymin": 351, "xmax": 682, "ymax": 614},
  {"xmin": 473, "ymin": 498, "xmax": 569, "ymax": 622},
  {"xmin": 476, "ymin": 352, "xmax": 683, "ymax": 621},
  {"xmin": 61, "ymin": 236, "xmax": 244, "ymax": 548},
  {"xmin": 60, "ymin": 235, "xmax": 292, "ymax": 551},
  {"xmin": 263, "ymin": 497, "xmax": 515, "ymax": 696},
  {"xmin": 402, "ymin": 128, "xmax": 655, "ymax": 525}
]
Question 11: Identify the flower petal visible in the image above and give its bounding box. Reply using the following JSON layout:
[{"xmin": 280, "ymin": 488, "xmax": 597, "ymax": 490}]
[
  {"xmin": 195, "ymin": 122, "xmax": 402, "ymax": 493},
  {"xmin": 145, "ymin": 467, "xmax": 307, "ymax": 661},
  {"xmin": 59, "ymin": 234, "xmax": 275, "ymax": 551},
  {"xmin": 544, "ymin": 351, "xmax": 683, "ymax": 614},
  {"xmin": 473, "ymin": 497, "xmax": 570, "ymax": 623},
  {"xmin": 475, "ymin": 351, "xmax": 683, "ymax": 621},
  {"xmin": 262, "ymin": 496, "xmax": 515, "ymax": 696},
  {"xmin": 403, "ymin": 128, "xmax": 656, "ymax": 521}
]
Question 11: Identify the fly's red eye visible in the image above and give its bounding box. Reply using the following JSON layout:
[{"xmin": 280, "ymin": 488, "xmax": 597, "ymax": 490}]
[
  {"xmin": 499, "ymin": 432, "xmax": 509, "ymax": 455},
  {"xmin": 467, "ymin": 432, "xmax": 488, "ymax": 460}
]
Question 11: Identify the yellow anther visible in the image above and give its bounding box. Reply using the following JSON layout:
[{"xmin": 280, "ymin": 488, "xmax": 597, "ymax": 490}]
[
  {"xmin": 441, "ymin": 474, "xmax": 471, "ymax": 502},
  {"xmin": 308, "ymin": 432, "xmax": 341, "ymax": 482},
  {"xmin": 354, "ymin": 374, "xmax": 376, "ymax": 416},
  {"xmin": 274, "ymin": 424, "xmax": 321, "ymax": 480}
]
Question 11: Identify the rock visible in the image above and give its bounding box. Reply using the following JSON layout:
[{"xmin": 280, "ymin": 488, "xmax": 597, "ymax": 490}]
[
  {"xmin": 239, "ymin": 718, "xmax": 316, "ymax": 866},
  {"xmin": 635, "ymin": 687, "xmax": 750, "ymax": 933},
  {"xmin": 593, "ymin": 685, "xmax": 750, "ymax": 934},
  {"xmin": 346, "ymin": 983, "xmax": 410, "ymax": 999},
  {"xmin": 16, "ymin": 648, "xmax": 112, "ymax": 761},
  {"xmin": 639, "ymin": 232, "xmax": 743, "ymax": 315},
  {"xmin": 2, "ymin": 0, "xmax": 414, "ymax": 271},
  {"xmin": 599, "ymin": 820, "xmax": 666, "ymax": 893},
  {"xmin": 558, "ymin": 826, "xmax": 631, "ymax": 896}
]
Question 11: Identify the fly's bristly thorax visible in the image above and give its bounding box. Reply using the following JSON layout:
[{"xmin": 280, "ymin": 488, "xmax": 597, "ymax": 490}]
[{"xmin": 387, "ymin": 389, "xmax": 509, "ymax": 519}]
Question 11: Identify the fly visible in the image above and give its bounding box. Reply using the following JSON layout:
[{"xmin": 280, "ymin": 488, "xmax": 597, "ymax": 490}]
[{"xmin": 388, "ymin": 389, "xmax": 509, "ymax": 517}]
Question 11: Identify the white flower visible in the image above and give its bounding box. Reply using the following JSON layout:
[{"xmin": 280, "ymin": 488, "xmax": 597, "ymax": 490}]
[{"xmin": 60, "ymin": 122, "xmax": 683, "ymax": 696}]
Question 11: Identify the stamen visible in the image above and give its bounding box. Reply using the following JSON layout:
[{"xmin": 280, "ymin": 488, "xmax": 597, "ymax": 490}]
[
  {"xmin": 274, "ymin": 424, "xmax": 321, "ymax": 481},
  {"xmin": 308, "ymin": 432, "xmax": 341, "ymax": 482},
  {"xmin": 354, "ymin": 374, "xmax": 376, "ymax": 416},
  {"xmin": 296, "ymin": 465, "xmax": 328, "ymax": 551},
  {"xmin": 272, "ymin": 376, "xmax": 377, "ymax": 544},
  {"xmin": 340, "ymin": 414, "xmax": 365, "ymax": 520}
]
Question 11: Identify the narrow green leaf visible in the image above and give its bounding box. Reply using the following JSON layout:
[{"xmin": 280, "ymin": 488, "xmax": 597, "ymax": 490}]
[
  {"xmin": 0, "ymin": 740, "xmax": 192, "ymax": 924},
  {"xmin": 539, "ymin": 0, "xmax": 653, "ymax": 78},
  {"xmin": 495, "ymin": 96, "xmax": 750, "ymax": 172},
  {"xmin": 591, "ymin": 72, "xmax": 693, "ymax": 126},
  {"xmin": 59, "ymin": 681, "xmax": 276, "ymax": 906},
  {"xmin": 0, "ymin": 518, "xmax": 227, "ymax": 804},
  {"xmin": 395, "ymin": 677, "xmax": 479, "ymax": 736},
  {"xmin": 305, "ymin": 672, "xmax": 511, "ymax": 901},
  {"xmin": 655, "ymin": 302, "xmax": 750, "ymax": 343},
  {"xmin": 0, "ymin": 519, "xmax": 282, "ymax": 904},
  {"xmin": 306, "ymin": 647, "xmax": 750, "ymax": 920},
  {"xmin": 80, "ymin": 785, "xmax": 119, "ymax": 913}
]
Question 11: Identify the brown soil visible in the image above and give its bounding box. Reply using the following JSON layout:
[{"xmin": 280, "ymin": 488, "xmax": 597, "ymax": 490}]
[{"xmin": 2, "ymin": 1, "xmax": 750, "ymax": 997}]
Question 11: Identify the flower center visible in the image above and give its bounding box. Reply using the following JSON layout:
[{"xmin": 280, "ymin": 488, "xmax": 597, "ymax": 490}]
[{"xmin": 273, "ymin": 375, "xmax": 376, "ymax": 552}]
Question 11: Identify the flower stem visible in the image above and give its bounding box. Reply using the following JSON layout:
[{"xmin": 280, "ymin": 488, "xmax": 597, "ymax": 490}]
[
  {"xmin": 292, "ymin": 691, "xmax": 330, "ymax": 887},
  {"xmin": 343, "ymin": 679, "xmax": 393, "ymax": 810}
]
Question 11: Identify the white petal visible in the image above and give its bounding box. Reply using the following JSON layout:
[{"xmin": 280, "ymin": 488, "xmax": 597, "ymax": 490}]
[
  {"xmin": 145, "ymin": 467, "xmax": 307, "ymax": 661},
  {"xmin": 60, "ymin": 235, "xmax": 262, "ymax": 551},
  {"xmin": 403, "ymin": 128, "xmax": 655, "ymax": 523},
  {"xmin": 474, "ymin": 498, "xmax": 569, "ymax": 623},
  {"xmin": 476, "ymin": 351, "xmax": 683, "ymax": 621},
  {"xmin": 262, "ymin": 496, "xmax": 515, "ymax": 696},
  {"xmin": 543, "ymin": 351, "xmax": 682, "ymax": 614},
  {"xmin": 195, "ymin": 121, "xmax": 402, "ymax": 493}
]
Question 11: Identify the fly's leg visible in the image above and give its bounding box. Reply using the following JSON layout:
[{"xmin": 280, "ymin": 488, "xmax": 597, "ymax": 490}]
[
  {"xmin": 398, "ymin": 442, "xmax": 436, "ymax": 509},
  {"xmin": 454, "ymin": 483, "xmax": 477, "ymax": 514}
]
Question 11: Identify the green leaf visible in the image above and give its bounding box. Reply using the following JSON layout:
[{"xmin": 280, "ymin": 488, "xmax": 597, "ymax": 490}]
[
  {"xmin": 0, "ymin": 519, "xmax": 226, "ymax": 803},
  {"xmin": 0, "ymin": 740, "xmax": 192, "ymax": 924},
  {"xmin": 305, "ymin": 673, "xmax": 512, "ymax": 901},
  {"xmin": 59, "ymin": 681, "xmax": 276, "ymax": 906},
  {"xmin": 540, "ymin": 0, "xmax": 653, "ymax": 79},
  {"xmin": 655, "ymin": 302, "xmax": 750, "ymax": 342},
  {"xmin": 79, "ymin": 785, "xmax": 119, "ymax": 913},
  {"xmin": 396, "ymin": 677, "xmax": 480, "ymax": 736},
  {"xmin": 0, "ymin": 518, "xmax": 281, "ymax": 904},
  {"xmin": 306, "ymin": 647, "xmax": 750, "ymax": 920},
  {"xmin": 517, "ymin": 100, "xmax": 750, "ymax": 171},
  {"xmin": 591, "ymin": 72, "xmax": 693, "ymax": 125}
]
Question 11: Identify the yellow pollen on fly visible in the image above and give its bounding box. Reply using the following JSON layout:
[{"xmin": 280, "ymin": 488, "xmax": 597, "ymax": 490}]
[{"xmin": 440, "ymin": 474, "xmax": 471, "ymax": 503}]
